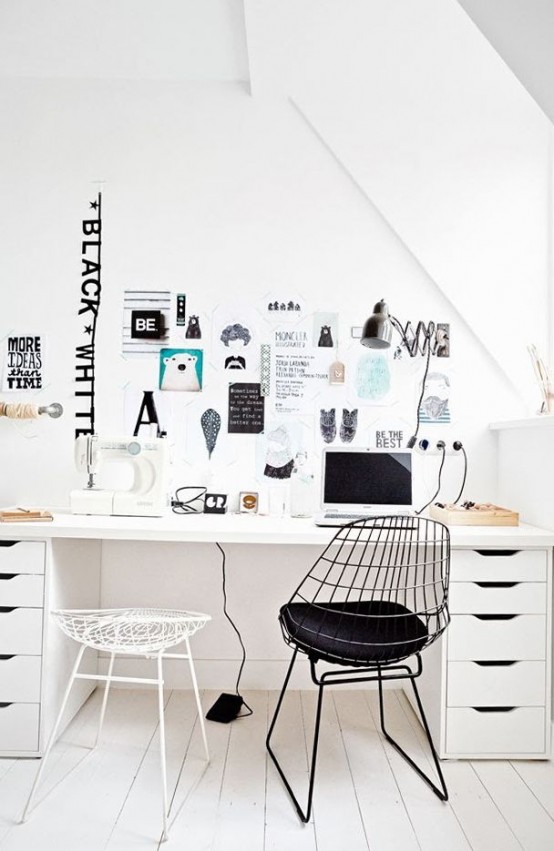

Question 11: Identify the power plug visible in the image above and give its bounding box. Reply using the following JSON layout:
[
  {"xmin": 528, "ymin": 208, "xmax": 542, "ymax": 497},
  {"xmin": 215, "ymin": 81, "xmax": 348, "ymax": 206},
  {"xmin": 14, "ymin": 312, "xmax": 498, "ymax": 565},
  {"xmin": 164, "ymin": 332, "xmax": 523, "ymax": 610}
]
[{"xmin": 416, "ymin": 438, "xmax": 463, "ymax": 456}]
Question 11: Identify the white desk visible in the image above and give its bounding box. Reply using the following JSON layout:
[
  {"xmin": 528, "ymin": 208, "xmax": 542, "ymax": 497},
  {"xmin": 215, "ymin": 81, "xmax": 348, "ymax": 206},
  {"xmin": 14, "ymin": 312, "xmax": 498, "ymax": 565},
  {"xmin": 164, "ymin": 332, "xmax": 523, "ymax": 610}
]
[
  {"xmin": 0, "ymin": 513, "xmax": 552, "ymax": 759},
  {"xmin": 2, "ymin": 511, "xmax": 554, "ymax": 546}
]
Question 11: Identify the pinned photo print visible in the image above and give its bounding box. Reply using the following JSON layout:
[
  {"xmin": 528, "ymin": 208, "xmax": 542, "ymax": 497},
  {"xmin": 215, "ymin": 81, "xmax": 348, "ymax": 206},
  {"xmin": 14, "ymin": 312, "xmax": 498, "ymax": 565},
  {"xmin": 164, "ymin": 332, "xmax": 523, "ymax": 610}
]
[
  {"xmin": 419, "ymin": 371, "xmax": 451, "ymax": 424},
  {"xmin": 159, "ymin": 348, "xmax": 203, "ymax": 392},
  {"xmin": 212, "ymin": 302, "xmax": 262, "ymax": 373},
  {"xmin": 313, "ymin": 312, "xmax": 338, "ymax": 349}
]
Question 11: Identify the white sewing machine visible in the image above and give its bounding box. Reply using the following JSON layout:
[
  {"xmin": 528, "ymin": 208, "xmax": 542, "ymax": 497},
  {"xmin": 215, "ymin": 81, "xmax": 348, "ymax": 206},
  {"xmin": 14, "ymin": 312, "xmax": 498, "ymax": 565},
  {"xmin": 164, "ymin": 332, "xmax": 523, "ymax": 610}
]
[{"xmin": 70, "ymin": 435, "xmax": 170, "ymax": 517}]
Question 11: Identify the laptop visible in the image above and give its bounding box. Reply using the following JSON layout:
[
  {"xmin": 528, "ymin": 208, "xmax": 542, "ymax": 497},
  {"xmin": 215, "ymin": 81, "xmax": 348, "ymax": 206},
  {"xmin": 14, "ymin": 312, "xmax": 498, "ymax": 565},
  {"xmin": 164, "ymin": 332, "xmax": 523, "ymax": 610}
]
[{"xmin": 315, "ymin": 448, "xmax": 414, "ymax": 526}]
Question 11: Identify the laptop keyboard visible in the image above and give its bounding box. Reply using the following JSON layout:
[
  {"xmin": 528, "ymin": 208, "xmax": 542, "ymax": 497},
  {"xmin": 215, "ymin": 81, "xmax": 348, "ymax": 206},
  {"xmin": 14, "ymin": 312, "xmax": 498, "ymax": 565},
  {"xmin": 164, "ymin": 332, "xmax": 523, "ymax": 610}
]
[{"xmin": 323, "ymin": 512, "xmax": 371, "ymax": 520}]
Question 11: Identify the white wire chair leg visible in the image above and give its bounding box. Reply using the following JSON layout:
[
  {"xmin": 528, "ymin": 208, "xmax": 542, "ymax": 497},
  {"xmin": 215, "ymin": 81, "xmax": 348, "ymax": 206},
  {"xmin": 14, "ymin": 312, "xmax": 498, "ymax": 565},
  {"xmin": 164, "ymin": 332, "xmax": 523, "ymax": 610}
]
[
  {"xmin": 21, "ymin": 643, "xmax": 86, "ymax": 823},
  {"xmin": 94, "ymin": 651, "xmax": 116, "ymax": 748},
  {"xmin": 157, "ymin": 653, "xmax": 169, "ymax": 842},
  {"xmin": 184, "ymin": 636, "xmax": 209, "ymax": 761}
]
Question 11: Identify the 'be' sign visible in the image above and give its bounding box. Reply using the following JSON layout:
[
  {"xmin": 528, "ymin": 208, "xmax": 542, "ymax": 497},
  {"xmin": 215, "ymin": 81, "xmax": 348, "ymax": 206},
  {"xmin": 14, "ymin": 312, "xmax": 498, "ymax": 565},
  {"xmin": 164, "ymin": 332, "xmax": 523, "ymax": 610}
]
[{"xmin": 131, "ymin": 310, "xmax": 165, "ymax": 340}]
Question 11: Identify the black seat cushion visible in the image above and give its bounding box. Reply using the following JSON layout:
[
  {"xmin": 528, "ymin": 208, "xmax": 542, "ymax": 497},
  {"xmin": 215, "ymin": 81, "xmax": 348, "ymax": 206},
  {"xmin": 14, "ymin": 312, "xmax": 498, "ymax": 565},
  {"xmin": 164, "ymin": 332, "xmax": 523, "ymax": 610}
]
[{"xmin": 280, "ymin": 600, "xmax": 428, "ymax": 666}]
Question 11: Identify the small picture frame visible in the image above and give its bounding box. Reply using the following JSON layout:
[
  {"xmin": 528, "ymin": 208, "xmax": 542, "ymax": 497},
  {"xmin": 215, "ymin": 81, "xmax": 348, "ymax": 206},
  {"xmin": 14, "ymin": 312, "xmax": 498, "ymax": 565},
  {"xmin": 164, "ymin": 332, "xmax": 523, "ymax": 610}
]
[{"xmin": 239, "ymin": 491, "xmax": 259, "ymax": 514}]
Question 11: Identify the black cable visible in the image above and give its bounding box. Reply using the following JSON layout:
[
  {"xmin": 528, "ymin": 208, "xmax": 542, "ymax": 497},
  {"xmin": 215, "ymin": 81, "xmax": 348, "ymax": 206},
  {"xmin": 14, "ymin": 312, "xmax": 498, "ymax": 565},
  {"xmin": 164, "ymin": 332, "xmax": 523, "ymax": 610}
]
[
  {"xmin": 417, "ymin": 444, "xmax": 446, "ymax": 515},
  {"xmin": 215, "ymin": 543, "xmax": 253, "ymax": 717},
  {"xmin": 453, "ymin": 446, "xmax": 468, "ymax": 505},
  {"xmin": 406, "ymin": 343, "xmax": 432, "ymax": 449},
  {"xmin": 171, "ymin": 486, "xmax": 206, "ymax": 515}
]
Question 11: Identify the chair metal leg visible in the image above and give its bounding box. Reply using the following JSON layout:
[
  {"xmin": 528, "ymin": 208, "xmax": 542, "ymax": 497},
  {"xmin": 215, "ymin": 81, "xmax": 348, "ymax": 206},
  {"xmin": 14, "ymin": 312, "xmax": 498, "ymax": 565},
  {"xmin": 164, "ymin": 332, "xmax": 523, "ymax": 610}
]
[
  {"xmin": 376, "ymin": 668, "xmax": 448, "ymax": 801},
  {"xmin": 94, "ymin": 652, "xmax": 116, "ymax": 748},
  {"xmin": 184, "ymin": 636, "xmax": 209, "ymax": 761},
  {"xmin": 266, "ymin": 649, "xmax": 324, "ymax": 823},
  {"xmin": 21, "ymin": 643, "xmax": 87, "ymax": 822},
  {"xmin": 157, "ymin": 654, "xmax": 170, "ymax": 842}
]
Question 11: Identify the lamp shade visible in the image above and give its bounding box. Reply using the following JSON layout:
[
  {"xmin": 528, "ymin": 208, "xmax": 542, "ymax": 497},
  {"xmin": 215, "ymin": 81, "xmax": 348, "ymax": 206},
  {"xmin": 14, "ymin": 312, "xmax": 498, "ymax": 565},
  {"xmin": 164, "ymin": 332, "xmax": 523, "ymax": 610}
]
[{"xmin": 361, "ymin": 299, "xmax": 393, "ymax": 349}]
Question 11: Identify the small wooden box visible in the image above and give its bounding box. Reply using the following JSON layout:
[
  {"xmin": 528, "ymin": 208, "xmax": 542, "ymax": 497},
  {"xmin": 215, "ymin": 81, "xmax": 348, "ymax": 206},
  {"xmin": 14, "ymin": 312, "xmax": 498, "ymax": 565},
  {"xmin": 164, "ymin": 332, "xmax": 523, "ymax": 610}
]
[{"xmin": 429, "ymin": 503, "xmax": 519, "ymax": 526}]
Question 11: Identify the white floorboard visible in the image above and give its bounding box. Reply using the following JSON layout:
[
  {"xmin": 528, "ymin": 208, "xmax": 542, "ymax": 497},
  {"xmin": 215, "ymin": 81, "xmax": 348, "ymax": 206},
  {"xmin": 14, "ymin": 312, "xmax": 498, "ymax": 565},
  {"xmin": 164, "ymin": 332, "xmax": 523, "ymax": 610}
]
[
  {"xmin": 365, "ymin": 690, "xmax": 472, "ymax": 851},
  {"xmin": 0, "ymin": 688, "xmax": 552, "ymax": 850},
  {"xmin": 395, "ymin": 692, "xmax": 522, "ymax": 851}
]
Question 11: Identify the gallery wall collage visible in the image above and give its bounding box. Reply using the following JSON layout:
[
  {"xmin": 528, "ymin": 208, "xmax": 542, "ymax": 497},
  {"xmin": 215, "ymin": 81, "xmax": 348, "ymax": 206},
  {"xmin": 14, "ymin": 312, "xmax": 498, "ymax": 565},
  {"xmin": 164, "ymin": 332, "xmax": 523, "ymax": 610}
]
[{"xmin": 2, "ymin": 195, "xmax": 453, "ymax": 508}]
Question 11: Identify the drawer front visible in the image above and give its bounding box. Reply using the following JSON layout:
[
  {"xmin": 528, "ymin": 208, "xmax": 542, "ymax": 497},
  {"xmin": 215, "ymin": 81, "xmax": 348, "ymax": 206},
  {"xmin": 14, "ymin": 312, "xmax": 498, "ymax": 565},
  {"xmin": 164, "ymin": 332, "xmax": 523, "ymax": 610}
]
[
  {"xmin": 447, "ymin": 660, "xmax": 546, "ymax": 707},
  {"xmin": 0, "ymin": 655, "xmax": 41, "ymax": 702},
  {"xmin": 0, "ymin": 541, "xmax": 45, "ymax": 575},
  {"xmin": 0, "ymin": 608, "xmax": 43, "ymax": 654},
  {"xmin": 449, "ymin": 581, "xmax": 546, "ymax": 614},
  {"xmin": 451, "ymin": 549, "xmax": 546, "ymax": 582},
  {"xmin": 0, "ymin": 574, "xmax": 44, "ymax": 608},
  {"xmin": 0, "ymin": 702, "xmax": 40, "ymax": 752},
  {"xmin": 446, "ymin": 707, "xmax": 546, "ymax": 755},
  {"xmin": 447, "ymin": 614, "xmax": 546, "ymax": 661}
]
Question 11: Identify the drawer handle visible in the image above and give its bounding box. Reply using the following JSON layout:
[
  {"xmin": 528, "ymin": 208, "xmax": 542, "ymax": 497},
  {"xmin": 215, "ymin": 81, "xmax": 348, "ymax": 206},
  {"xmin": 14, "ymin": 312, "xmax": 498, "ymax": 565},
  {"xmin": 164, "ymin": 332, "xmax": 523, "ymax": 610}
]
[
  {"xmin": 0, "ymin": 655, "xmax": 15, "ymax": 661},
  {"xmin": 474, "ymin": 582, "xmax": 519, "ymax": 589},
  {"xmin": 474, "ymin": 550, "xmax": 519, "ymax": 557},
  {"xmin": 0, "ymin": 703, "xmax": 13, "ymax": 709},
  {"xmin": 0, "ymin": 607, "xmax": 18, "ymax": 614},
  {"xmin": 0, "ymin": 542, "xmax": 18, "ymax": 548},
  {"xmin": 0, "ymin": 574, "xmax": 17, "ymax": 581},
  {"xmin": 473, "ymin": 614, "xmax": 517, "ymax": 621},
  {"xmin": 473, "ymin": 660, "xmax": 517, "ymax": 667},
  {"xmin": 473, "ymin": 706, "xmax": 516, "ymax": 713}
]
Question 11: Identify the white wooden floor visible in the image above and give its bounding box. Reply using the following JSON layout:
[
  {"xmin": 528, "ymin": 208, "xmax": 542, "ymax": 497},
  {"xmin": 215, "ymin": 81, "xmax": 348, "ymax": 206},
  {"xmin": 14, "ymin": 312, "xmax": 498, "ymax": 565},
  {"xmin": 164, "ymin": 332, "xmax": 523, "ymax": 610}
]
[{"xmin": 0, "ymin": 688, "xmax": 553, "ymax": 850}]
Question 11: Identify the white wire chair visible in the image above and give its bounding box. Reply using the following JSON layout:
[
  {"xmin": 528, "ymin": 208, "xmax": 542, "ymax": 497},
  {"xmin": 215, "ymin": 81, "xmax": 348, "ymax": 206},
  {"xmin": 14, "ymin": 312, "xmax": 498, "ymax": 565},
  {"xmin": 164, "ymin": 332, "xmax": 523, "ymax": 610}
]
[
  {"xmin": 22, "ymin": 607, "xmax": 211, "ymax": 842},
  {"xmin": 53, "ymin": 607, "xmax": 210, "ymax": 654}
]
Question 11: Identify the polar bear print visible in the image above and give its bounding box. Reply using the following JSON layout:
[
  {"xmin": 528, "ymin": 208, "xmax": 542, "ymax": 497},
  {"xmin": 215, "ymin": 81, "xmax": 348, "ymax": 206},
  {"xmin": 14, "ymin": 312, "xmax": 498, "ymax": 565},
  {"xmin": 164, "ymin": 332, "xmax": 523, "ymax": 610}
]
[{"xmin": 161, "ymin": 353, "xmax": 201, "ymax": 391}]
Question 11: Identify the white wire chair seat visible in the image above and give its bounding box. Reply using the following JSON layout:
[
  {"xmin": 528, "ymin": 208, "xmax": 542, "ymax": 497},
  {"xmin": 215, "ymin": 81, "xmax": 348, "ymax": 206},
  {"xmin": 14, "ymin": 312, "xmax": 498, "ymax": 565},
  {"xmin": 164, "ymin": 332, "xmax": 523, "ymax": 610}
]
[{"xmin": 52, "ymin": 608, "xmax": 211, "ymax": 654}]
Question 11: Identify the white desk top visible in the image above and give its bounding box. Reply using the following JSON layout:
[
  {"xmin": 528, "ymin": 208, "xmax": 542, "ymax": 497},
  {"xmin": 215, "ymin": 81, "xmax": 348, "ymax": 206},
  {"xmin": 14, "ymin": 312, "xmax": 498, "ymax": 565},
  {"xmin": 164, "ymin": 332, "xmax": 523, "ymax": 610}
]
[{"xmin": 0, "ymin": 511, "xmax": 554, "ymax": 548}]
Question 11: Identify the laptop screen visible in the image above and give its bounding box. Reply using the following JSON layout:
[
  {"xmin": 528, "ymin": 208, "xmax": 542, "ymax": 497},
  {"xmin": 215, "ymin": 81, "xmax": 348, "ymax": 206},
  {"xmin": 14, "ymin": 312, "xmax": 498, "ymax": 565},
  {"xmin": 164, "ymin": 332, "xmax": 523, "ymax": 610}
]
[{"xmin": 322, "ymin": 449, "xmax": 412, "ymax": 508}]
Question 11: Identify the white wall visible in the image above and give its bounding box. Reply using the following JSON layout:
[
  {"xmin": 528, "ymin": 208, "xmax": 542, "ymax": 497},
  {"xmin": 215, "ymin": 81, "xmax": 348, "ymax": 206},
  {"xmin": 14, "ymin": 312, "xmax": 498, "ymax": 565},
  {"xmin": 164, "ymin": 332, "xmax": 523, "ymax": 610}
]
[
  {"xmin": 0, "ymin": 0, "xmax": 248, "ymax": 82},
  {"xmin": 245, "ymin": 0, "xmax": 552, "ymax": 402},
  {"xmin": 457, "ymin": 0, "xmax": 554, "ymax": 123},
  {"xmin": 495, "ymin": 421, "xmax": 554, "ymax": 530},
  {"xmin": 0, "ymin": 79, "xmax": 519, "ymax": 510}
]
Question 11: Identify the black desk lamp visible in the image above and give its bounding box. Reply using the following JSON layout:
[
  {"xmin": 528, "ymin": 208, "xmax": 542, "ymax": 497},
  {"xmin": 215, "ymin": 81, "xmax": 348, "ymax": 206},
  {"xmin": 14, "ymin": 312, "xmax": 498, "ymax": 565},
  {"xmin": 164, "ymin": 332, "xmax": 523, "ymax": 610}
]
[{"xmin": 361, "ymin": 299, "xmax": 437, "ymax": 448}]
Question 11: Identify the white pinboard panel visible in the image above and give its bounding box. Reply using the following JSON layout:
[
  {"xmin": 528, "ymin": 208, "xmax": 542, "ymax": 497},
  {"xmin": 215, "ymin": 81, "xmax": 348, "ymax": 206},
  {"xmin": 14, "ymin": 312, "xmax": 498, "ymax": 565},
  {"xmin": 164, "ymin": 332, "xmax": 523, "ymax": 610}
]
[{"xmin": 245, "ymin": 0, "xmax": 551, "ymax": 398}]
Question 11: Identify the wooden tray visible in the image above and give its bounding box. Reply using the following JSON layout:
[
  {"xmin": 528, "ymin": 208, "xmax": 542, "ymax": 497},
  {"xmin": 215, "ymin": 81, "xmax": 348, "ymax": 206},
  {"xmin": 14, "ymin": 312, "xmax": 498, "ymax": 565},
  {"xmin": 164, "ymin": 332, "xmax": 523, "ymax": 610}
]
[
  {"xmin": 429, "ymin": 503, "xmax": 519, "ymax": 526},
  {"xmin": 0, "ymin": 509, "xmax": 53, "ymax": 523}
]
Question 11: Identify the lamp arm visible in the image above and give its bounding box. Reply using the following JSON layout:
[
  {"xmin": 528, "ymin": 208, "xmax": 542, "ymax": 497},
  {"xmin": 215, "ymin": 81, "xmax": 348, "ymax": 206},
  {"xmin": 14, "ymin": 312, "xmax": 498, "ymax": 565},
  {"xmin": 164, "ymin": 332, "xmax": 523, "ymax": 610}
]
[{"xmin": 390, "ymin": 316, "xmax": 436, "ymax": 357}]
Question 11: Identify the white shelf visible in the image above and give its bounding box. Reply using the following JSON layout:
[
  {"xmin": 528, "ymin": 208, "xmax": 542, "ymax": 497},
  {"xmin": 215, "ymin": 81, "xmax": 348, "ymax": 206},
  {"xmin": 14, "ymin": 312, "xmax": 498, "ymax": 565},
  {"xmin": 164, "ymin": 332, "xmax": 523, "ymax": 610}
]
[{"xmin": 489, "ymin": 415, "xmax": 554, "ymax": 431}]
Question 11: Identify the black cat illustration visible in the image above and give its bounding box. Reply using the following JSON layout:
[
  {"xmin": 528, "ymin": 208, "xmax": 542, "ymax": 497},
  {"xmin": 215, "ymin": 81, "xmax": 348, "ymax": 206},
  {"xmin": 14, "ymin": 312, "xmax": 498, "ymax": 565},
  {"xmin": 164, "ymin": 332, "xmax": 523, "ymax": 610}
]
[
  {"xmin": 340, "ymin": 409, "xmax": 358, "ymax": 443},
  {"xmin": 320, "ymin": 408, "xmax": 336, "ymax": 443},
  {"xmin": 318, "ymin": 325, "xmax": 333, "ymax": 347},
  {"xmin": 185, "ymin": 315, "xmax": 201, "ymax": 339}
]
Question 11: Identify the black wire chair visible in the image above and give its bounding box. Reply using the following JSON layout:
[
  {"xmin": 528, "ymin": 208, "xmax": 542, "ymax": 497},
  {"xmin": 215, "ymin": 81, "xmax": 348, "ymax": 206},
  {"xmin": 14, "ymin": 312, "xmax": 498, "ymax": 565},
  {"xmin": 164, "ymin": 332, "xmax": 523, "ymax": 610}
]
[{"xmin": 266, "ymin": 515, "xmax": 450, "ymax": 823}]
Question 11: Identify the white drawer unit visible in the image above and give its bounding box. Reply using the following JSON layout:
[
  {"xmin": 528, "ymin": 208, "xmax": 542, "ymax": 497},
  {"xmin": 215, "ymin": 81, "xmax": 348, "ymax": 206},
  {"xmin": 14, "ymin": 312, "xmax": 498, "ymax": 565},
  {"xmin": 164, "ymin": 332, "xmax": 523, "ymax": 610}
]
[
  {"xmin": 0, "ymin": 573, "xmax": 44, "ymax": 608},
  {"xmin": 0, "ymin": 702, "xmax": 40, "ymax": 752},
  {"xmin": 0, "ymin": 541, "xmax": 45, "ymax": 575},
  {"xmin": 449, "ymin": 581, "xmax": 546, "ymax": 614},
  {"xmin": 0, "ymin": 655, "xmax": 42, "ymax": 702},
  {"xmin": 451, "ymin": 548, "xmax": 547, "ymax": 582},
  {"xmin": 447, "ymin": 614, "xmax": 547, "ymax": 661},
  {"xmin": 447, "ymin": 660, "xmax": 546, "ymax": 707},
  {"xmin": 0, "ymin": 607, "xmax": 43, "ymax": 655},
  {"xmin": 446, "ymin": 707, "xmax": 546, "ymax": 756},
  {"xmin": 411, "ymin": 546, "xmax": 552, "ymax": 759},
  {"xmin": 0, "ymin": 539, "xmax": 47, "ymax": 755},
  {"xmin": 0, "ymin": 536, "xmax": 102, "ymax": 758}
]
